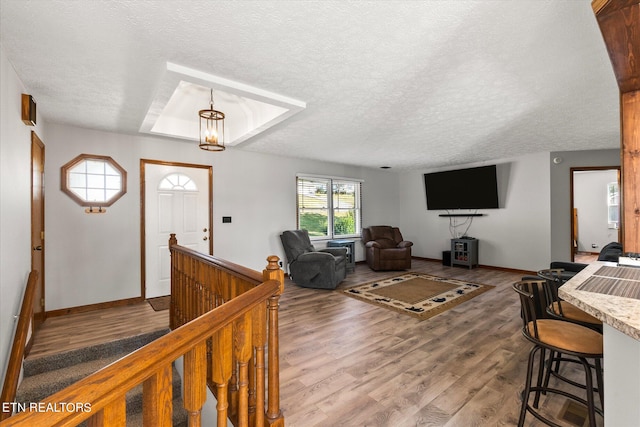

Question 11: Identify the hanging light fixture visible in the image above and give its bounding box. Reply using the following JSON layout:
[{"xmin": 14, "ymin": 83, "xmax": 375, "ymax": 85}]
[{"xmin": 199, "ymin": 89, "xmax": 226, "ymax": 151}]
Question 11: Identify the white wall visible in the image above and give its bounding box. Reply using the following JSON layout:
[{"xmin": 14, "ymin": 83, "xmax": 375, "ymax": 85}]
[
  {"xmin": 573, "ymin": 169, "xmax": 619, "ymax": 252},
  {"xmin": 398, "ymin": 152, "xmax": 551, "ymax": 272},
  {"xmin": 0, "ymin": 46, "xmax": 46, "ymax": 385},
  {"xmin": 44, "ymin": 123, "xmax": 398, "ymax": 310}
]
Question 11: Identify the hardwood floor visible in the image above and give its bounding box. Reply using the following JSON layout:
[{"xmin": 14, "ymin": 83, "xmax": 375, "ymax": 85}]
[
  {"xmin": 279, "ymin": 260, "xmax": 599, "ymax": 427},
  {"xmin": 574, "ymin": 253, "xmax": 598, "ymax": 264},
  {"xmin": 28, "ymin": 302, "xmax": 169, "ymax": 358},
  {"xmin": 26, "ymin": 259, "xmax": 599, "ymax": 426}
]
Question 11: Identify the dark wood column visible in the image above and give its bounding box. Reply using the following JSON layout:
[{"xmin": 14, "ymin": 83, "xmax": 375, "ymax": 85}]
[{"xmin": 592, "ymin": 0, "xmax": 640, "ymax": 252}]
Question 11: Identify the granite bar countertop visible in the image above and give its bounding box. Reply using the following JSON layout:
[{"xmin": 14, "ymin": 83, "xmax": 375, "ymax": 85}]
[{"xmin": 558, "ymin": 261, "xmax": 640, "ymax": 341}]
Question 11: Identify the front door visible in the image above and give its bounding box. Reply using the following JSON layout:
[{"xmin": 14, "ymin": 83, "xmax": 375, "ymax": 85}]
[
  {"xmin": 142, "ymin": 161, "xmax": 212, "ymax": 299},
  {"xmin": 31, "ymin": 132, "xmax": 45, "ymax": 330}
]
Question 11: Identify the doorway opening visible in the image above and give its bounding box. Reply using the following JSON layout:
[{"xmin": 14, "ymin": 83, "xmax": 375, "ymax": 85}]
[{"xmin": 570, "ymin": 166, "xmax": 621, "ymax": 262}]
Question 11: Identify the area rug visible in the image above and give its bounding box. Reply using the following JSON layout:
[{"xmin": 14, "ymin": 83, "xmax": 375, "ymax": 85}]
[
  {"xmin": 147, "ymin": 295, "xmax": 171, "ymax": 311},
  {"xmin": 342, "ymin": 273, "xmax": 494, "ymax": 320}
]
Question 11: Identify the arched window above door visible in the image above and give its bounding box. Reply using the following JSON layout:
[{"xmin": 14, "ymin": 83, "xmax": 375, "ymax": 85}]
[{"xmin": 158, "ymin": 173, "xmax": 197, "ymax": 191}]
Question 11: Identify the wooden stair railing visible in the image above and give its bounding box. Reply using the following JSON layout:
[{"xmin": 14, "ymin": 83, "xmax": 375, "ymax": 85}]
[
  {"xmin": 0, "ymin": 237, "xmax": 285, "ymax": 427},
  {"xmin": 1, "ymin": 271, "xmax": 38, "ymax": 421},
  {"xmin": 168, "ymin": 234, "xmax": 284, "ymax": 427}
]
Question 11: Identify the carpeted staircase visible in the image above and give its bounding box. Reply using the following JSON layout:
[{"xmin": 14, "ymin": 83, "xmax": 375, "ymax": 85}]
[{"xmin": 16, "ymin": 329, "xmax": 188, "ymax": 426}]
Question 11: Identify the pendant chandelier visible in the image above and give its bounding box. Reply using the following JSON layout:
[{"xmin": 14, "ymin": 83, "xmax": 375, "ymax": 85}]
[{"xmin": 199, "ymin": 89, "xmax": 226, "ymax": 151}]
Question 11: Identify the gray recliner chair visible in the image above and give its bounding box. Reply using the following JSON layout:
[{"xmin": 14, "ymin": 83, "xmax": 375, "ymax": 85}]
[{"xmin": 280, "ymin": 230, "xmax": 347, "ymax": 290}]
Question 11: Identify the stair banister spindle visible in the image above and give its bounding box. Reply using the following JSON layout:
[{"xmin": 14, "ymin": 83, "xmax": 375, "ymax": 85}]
[
  {"xmin": 234, "ymin": 312, "xmax": 252, "ymax": 427},
  {"xmin": 86, "ymin": 398, "xmax": 126, "ymax": 427},
  {"xmin": 169, "ymin": 233, "xmax": 178, "ymax": 330},
  {"xmin": 251, "ymin": 302, "xmax": 267, "ymax": 427},
  {"xmin": 247, "ymin": 353, "xmax": 257, "ymax": 425},
  {"xmin": 183, "ymin": 341, "xmax": 207, "ymax": 427},
  {"xmin": 229, "ymin": 356, "xmax": 239, "ymax": 420},
  {"xmin": 142, "ymin": 364, "xmax": 173, "ymax": 427},
  {"xmin": 212, "ymin": 324, "xmax": 233, "ymax": 427}
]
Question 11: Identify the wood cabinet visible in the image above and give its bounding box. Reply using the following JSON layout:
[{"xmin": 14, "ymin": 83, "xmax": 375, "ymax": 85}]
[{"xmin": 451, "ymin": 238, "xmax": 478, "ymax": 269}]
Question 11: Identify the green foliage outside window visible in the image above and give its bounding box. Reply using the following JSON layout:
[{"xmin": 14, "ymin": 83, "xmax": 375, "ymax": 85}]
[
  {"xmin": 300, "ymin": 212, "xmax": 328, "ymax": 236},
  {"xmin": 334, "ymin": 210, "xmax": 355, "ymax": 235}
]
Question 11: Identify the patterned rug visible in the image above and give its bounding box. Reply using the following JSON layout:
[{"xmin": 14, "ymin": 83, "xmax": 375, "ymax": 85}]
[{"xmin": 342, "ymin": 272, "xmax": 494, "ymax": 320}]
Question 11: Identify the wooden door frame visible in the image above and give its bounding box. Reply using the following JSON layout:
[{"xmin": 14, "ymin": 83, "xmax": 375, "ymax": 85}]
[
  {"xmin": 31, "ymin": 131, "xmax": 45, "ymax": 331},
  {"xmin": 140, "ymin": 159, "xmax": 213, "ymax": 299},
  {"xmin": 569, "ymin": 166, "xmax": 621, "ymax": 261}
]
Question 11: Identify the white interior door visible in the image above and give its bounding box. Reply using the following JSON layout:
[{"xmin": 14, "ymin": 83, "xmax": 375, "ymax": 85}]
[{"xmin": 145, "ymin": 164, "xmax": 210, "ymax": 298}]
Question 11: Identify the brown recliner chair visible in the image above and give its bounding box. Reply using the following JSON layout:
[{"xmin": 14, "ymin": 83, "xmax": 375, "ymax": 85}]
[{"xmin": 362, "ymin": 226, "xmax": 413, "ymax": 271}]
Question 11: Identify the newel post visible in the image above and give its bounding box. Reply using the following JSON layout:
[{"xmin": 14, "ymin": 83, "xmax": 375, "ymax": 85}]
[{"xmin": 263, "ymin": 256, "xmax": 285, "ymax": 427}]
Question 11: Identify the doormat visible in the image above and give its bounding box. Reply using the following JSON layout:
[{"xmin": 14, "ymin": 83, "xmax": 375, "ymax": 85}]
[
  {"xmin": 341, "ymin": 273, "xmax": 493, "ymax": 320},
  {"xmin": 147, "ymin": 296, "xmax": 171, "ymax": 311}
]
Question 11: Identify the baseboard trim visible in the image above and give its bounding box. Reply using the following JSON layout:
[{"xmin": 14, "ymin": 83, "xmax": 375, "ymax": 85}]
[
  {"xmin": 411, "ymin": 256, "xmax": 441, "ymax": 263},
  {"xmin": 410, "ymin": 256, "xmax": 536, "ymax": 276},
  {"xmin": 46, "ymin": 296, "xmax": 145, "ymax": 318},
  {"xmin": 476, "ymin": 264, "xmax": 536, "ymax": 276}
]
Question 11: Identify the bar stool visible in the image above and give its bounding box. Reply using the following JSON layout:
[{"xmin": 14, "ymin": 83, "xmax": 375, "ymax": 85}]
[
  {"xmin": 537, "ymin": 269, "xmax": 604, "ymax": 399},
  {"xmin": 538, "ymin": 268, "xmax": 602, "ymax": 331},
  {"xmin": 513, "ymin": 280, "xmax": 603, "ymax": 426}
]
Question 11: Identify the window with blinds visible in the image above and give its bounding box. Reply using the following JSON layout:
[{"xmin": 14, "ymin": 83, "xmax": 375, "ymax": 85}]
[{"xmin": 296, "ymin": 176, "xmax": 362, "ymax": 239}]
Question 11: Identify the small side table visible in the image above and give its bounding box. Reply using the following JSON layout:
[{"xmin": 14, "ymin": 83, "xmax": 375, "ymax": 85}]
[{"xmin": 327, "ymin": 239, "xmax": 356, "ymax": 272}]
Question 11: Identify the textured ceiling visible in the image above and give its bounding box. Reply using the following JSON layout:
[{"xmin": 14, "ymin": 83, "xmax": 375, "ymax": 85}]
[{"xmin": 0, "ymin": 0, "xmax": 620, "ymax": 170}]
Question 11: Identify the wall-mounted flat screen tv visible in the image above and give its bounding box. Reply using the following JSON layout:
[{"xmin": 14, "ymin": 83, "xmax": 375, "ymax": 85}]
[{"xmin": 424, "ymin": 165, "xmax": 499, "ymax": 210}]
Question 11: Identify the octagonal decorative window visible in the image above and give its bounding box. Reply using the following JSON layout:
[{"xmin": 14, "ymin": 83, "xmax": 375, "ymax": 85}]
[{"xmin": 61, "ymin": 154, "xmax": 127, "ymax": 207}]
